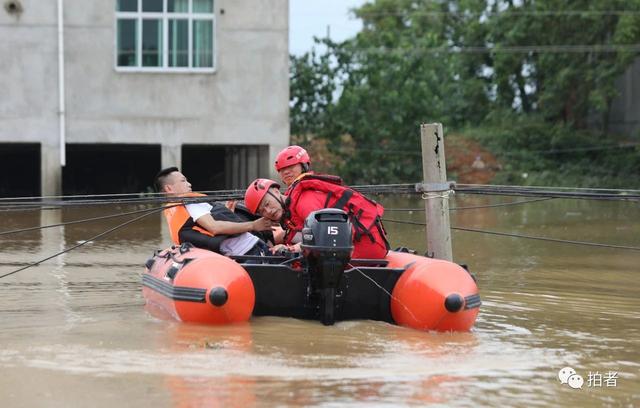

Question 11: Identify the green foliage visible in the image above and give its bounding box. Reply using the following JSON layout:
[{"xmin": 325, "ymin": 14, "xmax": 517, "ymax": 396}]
[
  {"xmin": 289, "ymin": 0, "xmax": 640, "ymax": 186},
  {"xmin": 290, "ymin": 50, "xmax": 337, "ymax": 140},
  {"xmin": 466, "ymin": 113, "xmax": 640, "ymax": 188}
]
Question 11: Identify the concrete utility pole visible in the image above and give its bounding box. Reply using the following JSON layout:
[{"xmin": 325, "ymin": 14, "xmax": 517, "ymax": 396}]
[{"xmin": 419, "ymin": 123, "xmax": 453, "ymax": 261}]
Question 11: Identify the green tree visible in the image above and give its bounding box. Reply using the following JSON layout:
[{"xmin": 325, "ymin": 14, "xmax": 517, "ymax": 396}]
[
  {"xmin": 483, "ymin": 0, "xmax": 640, "ymax": 128},
  {"xmin": 290, "ymin": 0, "xmax": 640, "ymax": 185},
  {"xmin": 290, "ymin": 49, "xmax": 337, "ymax": 141}
]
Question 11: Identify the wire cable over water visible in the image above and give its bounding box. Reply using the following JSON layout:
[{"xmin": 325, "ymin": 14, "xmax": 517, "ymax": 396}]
[
  {"xmin": 0, "ymin": 205, "xmax": 171, "ymax": 237},
  {"xmin": 1, "ymin": 183, "xmax": 638, "ymax": 211},
  {"xmin": 0, "ymin": 205, "xmax": 169, "ymax": 279},
  {"xmin": 453, "ymin": 184, "xmax": 640, "ymax": 201},
  {"xmin": 384, "ymin": 196, "xmax": 554, "ymax": 211},
  {"xmin": 383, "ymin": 219, "xmax": 640, "ymax": 252},
  {"xmin": 1, "ymin": 183, "xmax": 638, "ymax": 270},
  {"xmin": 0, "ymin": 193, "xmax": 242, "ymax": 211}
]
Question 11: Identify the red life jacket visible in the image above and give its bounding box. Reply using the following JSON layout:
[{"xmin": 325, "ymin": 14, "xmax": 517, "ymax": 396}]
[{"xmin": 283, "ymin": 174, "xmax": 390, "ymax": 251}]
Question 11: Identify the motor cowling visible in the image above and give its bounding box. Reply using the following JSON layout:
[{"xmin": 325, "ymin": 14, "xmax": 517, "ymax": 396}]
[{"xmin": 301, "ymin": 209, "xmax": 353, "ymax": 325}]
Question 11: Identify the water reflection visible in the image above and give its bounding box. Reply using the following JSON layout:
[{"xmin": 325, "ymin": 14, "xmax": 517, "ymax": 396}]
[
  {"xmin": 149, "ymin": 318, "xmax": 482, "ymax": 406},
  {"xmin": 60, "ymin": 206, "xmax": 161, "ymax": 246},
  {"xmin": 0, "ymin": 208, "xmax": 44, "ymax": 252},
  {"xmin": 158, "ymin": 323, "xmax": 256, "ymax": 407}
]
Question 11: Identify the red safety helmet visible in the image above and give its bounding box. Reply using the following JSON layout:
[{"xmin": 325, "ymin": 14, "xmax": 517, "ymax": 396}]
[
  {"xmin": 244, "ymin": 178, "xmax": 280, "ymax": 214},
  {"xmin": 275, "ymin": 145, "xmax": 311, "ymax": 171}
]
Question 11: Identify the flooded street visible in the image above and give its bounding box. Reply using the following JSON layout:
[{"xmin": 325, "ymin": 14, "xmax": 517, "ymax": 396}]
[{"xmin": 0, "ymin": 195, "xmax": 638, "ymax": 407}]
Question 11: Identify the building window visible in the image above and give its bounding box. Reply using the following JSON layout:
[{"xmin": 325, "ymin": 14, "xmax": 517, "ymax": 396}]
[{"xmin": 115, "ymin": 0, "xmax": 215, "ymax": 72}]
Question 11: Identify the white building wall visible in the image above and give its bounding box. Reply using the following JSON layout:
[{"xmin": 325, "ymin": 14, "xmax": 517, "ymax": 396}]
[{"xmin": 0, "ymin": 0, "xmax": 290, "ymax": 194}]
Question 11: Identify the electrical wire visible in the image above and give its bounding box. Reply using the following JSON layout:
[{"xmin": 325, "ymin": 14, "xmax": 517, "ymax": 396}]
[
  {"xmin": 355, "ymin": 10, "xmax": 640, "ymax": 18},
  {"xmin": 0, "ymin": 189, "xmax": 243, "ymax": 203},
  {"xmin": 354, "ymin": 183, "xmax": 640, "ymax": 200},
  {"xmin": 0, "ymin": 206, "xmax": 165, "ymax": 279},
  {"xmin": 454, "ymin": 184, "xmax": 640, "ymax": 200},
  {"xmin": 341, "ymin": 44, "xmax": 640, "ymax": 55},
  {"xmin": 1, "ymin": 183, "xmax": 636, "ymax": 277},
  {"xmin": 383, "ymin": 196, "xmax": 554, "ymax": 211},
  {"xmin": 383, "ymin": 218, "xmax": 640, "ymax": 252},
  {"xmin": 0, "ymin": 204, "xmax": 177, "ymax": 237},
  {"xmin": 0, "ymin": 193, "xmax": 243, "ymax": 210},
  {"xmin": 0, "ymin": 195, "xmax": 553, "ymax": 238},
  {"xmin": 317, "ymin": 141, "xmax": 640, "ymax": 157},
  {"xmin": 1, "ymin": 183, "xmax": 638, "ymax": 210},
  {"xmin": 503, "ymin": 141, "xmax": 640, "ymax": 155}
]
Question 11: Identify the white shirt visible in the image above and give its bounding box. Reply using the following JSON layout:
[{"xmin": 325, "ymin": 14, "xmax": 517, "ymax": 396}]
[{"xmin": 185, "ymin": 202, "xmax": 259, "ymax": 256}]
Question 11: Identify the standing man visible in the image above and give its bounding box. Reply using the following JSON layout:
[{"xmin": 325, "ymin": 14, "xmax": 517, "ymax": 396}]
[
  {"xmin": 155, "ymin": 167, "xmax": 274, "ymax": 256},
  {"xmin": 244, "ymin": 177, "xmax": 390, "ymax": 259}
]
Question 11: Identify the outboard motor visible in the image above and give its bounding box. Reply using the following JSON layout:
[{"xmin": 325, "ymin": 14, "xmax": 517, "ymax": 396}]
[{"xmin": 301, "ymin": 209, "xmax": 353, "ymax": 325}]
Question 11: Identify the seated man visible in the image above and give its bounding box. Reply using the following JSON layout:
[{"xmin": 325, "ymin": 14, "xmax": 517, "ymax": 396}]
[
  {"xmin": 155, "ymin": 167, "xmax": 275, "ymax": 257},
  {"xmin": 244, "ymin": 176, "xmax": 390, "ymax": 259},
  {"xmin": 274, "ymin": 145, "xmax": 313, "ymax": 188}
]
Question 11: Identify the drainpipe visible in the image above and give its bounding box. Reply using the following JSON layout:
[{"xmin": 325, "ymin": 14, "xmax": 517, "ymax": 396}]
[{"xmin": 57, "ymin": 0, "xmax": 66, "ymax": 166}]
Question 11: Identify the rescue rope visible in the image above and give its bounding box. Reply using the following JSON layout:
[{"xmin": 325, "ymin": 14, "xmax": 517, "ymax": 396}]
[
  {"xmin": 0, "ymin": 206, "xmax": 167, "ymax": 279},
  {"xmin": 383, "ymin": 219, "xmax": 640, "ymax": 252}
]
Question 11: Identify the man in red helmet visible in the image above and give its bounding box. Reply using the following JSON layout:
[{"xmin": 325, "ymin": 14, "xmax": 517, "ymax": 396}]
[
  {"xmin": 274, "ymin": 145, "xmax": 312, "ymax": 188},
  {"xmin": 244, "ymin": 177, "xmax": 390, "ymax": 259}
]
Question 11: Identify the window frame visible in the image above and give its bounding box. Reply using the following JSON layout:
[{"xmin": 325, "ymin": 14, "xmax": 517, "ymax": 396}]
[{"xmin": 114, "ymin": 0, "xmax": 216, "ymax": 73}]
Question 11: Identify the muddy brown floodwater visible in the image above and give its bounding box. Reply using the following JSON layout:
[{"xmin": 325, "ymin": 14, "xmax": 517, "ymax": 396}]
[{"xmin": 0, "ymin": 195, "xmax": 638, "ymax": 407}]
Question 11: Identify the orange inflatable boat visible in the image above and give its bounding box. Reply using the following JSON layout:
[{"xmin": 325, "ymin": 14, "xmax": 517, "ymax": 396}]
[{"xmin": 142, "ymin": 209, "xmax": 480, "ymax": 331}]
